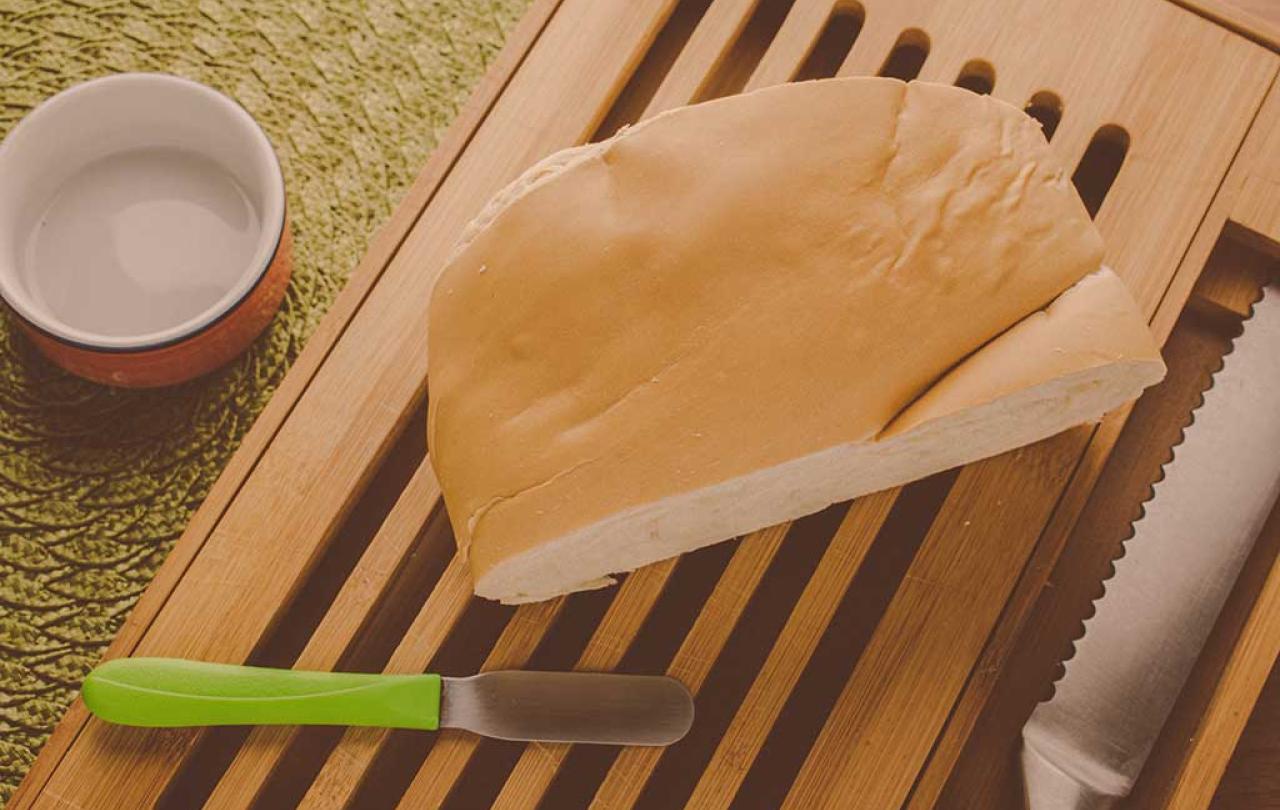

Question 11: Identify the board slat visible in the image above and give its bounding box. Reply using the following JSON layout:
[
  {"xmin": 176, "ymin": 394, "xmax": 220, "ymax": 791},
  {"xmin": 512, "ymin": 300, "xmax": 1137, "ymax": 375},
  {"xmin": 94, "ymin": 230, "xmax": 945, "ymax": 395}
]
[
  {"xmin": 1230, "ymin": 79, "xmax": 1280, "ymax": 250},
  {"xmin": 837, "ymin": 7, "xmax": 922, "ymax": 78},
  {"xmin": 902, "ymin": 409, "xmax": 1137, "ymax": 810}
]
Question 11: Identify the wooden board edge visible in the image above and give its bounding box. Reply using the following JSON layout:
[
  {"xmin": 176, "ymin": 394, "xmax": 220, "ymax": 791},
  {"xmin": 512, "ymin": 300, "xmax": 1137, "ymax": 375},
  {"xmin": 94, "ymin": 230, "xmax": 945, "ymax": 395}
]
[
  {"xmin": 4, "ymin": 2, "xmax": 563, "ymax": 806},
  {"xmin": 1164, "ymin": 501, "xmax": 1280, "ymax": 808},
  {"xmin": 1169, "ymin": 0, "xmax": 1280, "ymax": 52}
]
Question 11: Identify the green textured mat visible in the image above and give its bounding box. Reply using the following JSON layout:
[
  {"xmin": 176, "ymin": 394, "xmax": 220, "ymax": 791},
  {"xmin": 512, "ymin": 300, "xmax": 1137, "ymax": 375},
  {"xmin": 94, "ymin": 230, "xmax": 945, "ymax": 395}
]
[{"xmin": 0, "ymin": 0, "xmax": 528, "ymax": 799}]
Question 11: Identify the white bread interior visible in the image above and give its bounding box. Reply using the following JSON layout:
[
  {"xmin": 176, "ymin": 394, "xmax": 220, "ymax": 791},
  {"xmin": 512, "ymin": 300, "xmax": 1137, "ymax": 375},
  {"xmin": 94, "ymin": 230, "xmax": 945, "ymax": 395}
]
[{"xmin": 426, "ymin": 78, "xmax": 1166, "ymax": 603}]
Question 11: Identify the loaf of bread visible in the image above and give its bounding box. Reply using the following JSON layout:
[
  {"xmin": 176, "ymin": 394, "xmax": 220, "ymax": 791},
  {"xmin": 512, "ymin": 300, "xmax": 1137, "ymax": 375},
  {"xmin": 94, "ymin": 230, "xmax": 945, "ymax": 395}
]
[{"xmin": 428, "ymin": 78, "xmax": 1165, "ymax": 604}]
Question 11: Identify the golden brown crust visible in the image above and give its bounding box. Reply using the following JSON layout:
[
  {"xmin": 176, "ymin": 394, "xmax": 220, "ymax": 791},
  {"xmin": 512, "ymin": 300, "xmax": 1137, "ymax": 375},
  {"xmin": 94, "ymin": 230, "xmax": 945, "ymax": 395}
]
[{"xmin": 427, "ymin": 78, "xmax": 1122, "ymax": 598}]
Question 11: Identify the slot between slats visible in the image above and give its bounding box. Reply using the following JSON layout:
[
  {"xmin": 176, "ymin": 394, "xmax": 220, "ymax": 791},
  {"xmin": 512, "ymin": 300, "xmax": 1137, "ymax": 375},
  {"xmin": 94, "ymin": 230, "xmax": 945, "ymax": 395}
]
[
  {"xmin": 1025, "ymin": 90, "xmax": 1064, "ymax": 141},
  {"xmin": 877, "ymin": 28, "xmax": 931, "ymax": 80}
]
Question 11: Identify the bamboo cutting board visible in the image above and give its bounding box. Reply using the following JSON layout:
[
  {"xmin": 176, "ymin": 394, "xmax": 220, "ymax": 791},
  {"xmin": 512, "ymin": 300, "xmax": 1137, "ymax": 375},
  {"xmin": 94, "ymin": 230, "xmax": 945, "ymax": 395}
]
[{"xmin": 11, "ymin": 0, "xmax": 1280, "ymax": 808}]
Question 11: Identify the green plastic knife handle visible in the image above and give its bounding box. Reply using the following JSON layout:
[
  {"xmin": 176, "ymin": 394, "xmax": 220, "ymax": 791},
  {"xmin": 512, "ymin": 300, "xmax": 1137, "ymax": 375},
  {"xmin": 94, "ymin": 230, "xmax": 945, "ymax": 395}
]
[{"xmin": 82, "ymin": 658, "xmax": 440, "ymax": 730}]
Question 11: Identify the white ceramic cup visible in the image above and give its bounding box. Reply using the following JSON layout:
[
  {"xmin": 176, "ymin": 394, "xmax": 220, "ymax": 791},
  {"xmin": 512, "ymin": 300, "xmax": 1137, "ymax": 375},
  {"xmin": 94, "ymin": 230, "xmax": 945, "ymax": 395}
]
[{"xmin": 0, "ymin": 73, "xmax": 291, "ymax": 387}]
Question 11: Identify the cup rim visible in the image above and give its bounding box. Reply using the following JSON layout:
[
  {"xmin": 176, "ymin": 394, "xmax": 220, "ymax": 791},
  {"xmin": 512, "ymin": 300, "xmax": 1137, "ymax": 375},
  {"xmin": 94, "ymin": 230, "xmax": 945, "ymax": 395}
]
[{"xmin": 0, "ymin": 72, "xmax": 287, "ymax": 352}]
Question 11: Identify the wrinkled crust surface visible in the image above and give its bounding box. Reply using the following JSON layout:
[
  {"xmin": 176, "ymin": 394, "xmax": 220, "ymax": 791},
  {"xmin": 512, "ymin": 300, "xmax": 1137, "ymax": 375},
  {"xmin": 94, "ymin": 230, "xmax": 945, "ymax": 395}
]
[
  {"xmin": 476, "ymin": 269, "xmax": 1163, "ymax": 603},
  {"xmin": 428, "ymin": 78, "xmax": 1116, "ymax": 598}
]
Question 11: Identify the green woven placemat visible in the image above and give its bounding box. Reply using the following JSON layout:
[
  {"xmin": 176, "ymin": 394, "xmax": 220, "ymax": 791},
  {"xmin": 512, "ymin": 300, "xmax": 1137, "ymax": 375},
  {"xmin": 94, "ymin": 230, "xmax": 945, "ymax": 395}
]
[{"xmin": 0, "ymin": 0, "xmax": 529, "ymax": 799}]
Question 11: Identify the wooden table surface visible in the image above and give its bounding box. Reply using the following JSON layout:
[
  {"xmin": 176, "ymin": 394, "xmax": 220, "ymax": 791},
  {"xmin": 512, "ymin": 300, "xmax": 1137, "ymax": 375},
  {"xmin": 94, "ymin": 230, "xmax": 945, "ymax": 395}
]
[{"xmin": 1194, "ymin": 8, "xmax": 1279, "ymax": 807}]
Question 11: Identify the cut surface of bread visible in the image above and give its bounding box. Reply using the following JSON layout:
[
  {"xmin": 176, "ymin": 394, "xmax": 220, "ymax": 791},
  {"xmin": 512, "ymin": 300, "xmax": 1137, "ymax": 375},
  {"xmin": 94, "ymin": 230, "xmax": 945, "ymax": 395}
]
[{"xmin": 426, "ymin": 77, "xmax": 1165, "ymax": 603}]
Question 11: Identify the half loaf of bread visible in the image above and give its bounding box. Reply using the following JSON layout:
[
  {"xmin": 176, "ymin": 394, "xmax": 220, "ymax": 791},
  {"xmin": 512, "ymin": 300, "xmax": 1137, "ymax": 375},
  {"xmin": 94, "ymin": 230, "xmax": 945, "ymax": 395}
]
[{"xmin": 427, "ymin": 78, "xmax": 1165, "ymax": 604}]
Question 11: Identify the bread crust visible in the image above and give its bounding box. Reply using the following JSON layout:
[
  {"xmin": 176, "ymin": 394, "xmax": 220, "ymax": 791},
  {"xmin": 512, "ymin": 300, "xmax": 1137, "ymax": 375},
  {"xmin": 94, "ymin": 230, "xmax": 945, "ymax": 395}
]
[{"xmin": 426, "ymin": 78, "xmax": 1163, "ymax": 602}]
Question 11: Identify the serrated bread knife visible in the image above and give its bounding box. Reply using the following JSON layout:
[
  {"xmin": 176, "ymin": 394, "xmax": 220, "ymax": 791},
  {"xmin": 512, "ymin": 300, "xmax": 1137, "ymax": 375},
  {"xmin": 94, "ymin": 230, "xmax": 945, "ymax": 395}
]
[
  {"xmin": 1022, "ymin": 285, "xmax": 1280, "ymax": 809},
  {"xmin": 82, "ymin": 657, "xmax": 693, "ymax": 745}
]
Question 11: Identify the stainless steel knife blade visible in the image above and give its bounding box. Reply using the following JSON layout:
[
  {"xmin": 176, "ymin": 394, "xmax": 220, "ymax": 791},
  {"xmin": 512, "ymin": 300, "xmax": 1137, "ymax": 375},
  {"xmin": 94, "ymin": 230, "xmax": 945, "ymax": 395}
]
[
  {"xmin": 1022, "ymin": 285, "xmax": 1280, "ymax": 810},
  {"xmin": 441, "ymin": 670, "xmax": 694, "ymax": 745}
]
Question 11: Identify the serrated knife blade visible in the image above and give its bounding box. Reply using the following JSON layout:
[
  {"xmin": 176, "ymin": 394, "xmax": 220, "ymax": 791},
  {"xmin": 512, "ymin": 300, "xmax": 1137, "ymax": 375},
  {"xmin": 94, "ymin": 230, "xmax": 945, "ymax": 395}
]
[{"xmin": 1022, "ymin": 285, "xmax": 1280, "ymax": 810}]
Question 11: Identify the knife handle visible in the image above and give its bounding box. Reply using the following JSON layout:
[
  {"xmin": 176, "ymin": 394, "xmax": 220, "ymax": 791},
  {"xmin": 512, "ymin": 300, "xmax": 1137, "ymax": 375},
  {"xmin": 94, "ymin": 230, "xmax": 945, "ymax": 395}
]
[{"xmin": 82, "ymin": 658, "xmax": 441, "ymax": 730}]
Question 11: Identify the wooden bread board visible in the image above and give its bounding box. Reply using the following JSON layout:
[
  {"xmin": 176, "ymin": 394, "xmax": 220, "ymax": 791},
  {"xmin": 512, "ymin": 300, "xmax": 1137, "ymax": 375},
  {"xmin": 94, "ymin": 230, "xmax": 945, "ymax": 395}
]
[{"xmin": 10, "ymin": 0, "xmax": 1280, "ymax": 808}]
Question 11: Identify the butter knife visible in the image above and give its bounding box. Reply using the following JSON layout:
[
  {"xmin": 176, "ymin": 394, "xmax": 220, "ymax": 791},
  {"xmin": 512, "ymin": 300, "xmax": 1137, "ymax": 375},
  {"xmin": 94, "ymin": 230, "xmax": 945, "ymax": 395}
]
[{"xmin": 82, "ymin": 657, "xmax": 694, "ymax": 746}]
